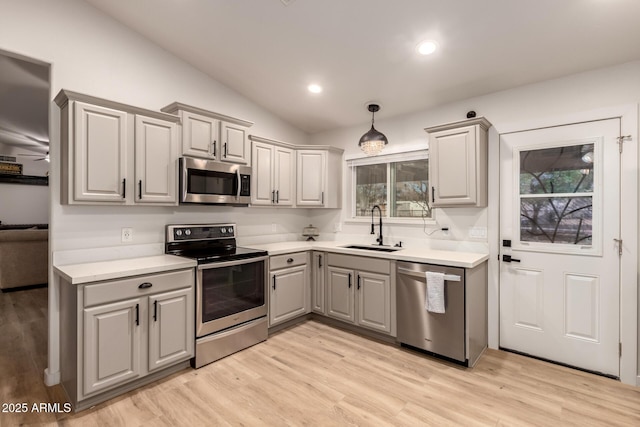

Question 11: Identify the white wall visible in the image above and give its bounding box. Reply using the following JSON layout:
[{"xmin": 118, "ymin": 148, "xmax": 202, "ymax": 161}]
[{"xmin": 310, "ymin": 60, "xmax": 640, "ymax": 384}]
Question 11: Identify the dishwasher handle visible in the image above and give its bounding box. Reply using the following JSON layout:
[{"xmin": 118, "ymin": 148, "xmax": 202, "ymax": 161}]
[{"xmin": 397, "ymin": 266, "xmax": 461, "ymax": 282}]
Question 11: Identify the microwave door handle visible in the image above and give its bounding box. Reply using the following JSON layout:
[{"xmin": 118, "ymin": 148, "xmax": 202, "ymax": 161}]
[{"xmin": 236, "ymin": 169, "xmax": 241, "ymax": 199}]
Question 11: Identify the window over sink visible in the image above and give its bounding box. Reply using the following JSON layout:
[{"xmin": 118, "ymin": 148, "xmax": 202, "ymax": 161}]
[{"xmin": 348, "ymin": 150, "xmax": 432, "ymax": 221}]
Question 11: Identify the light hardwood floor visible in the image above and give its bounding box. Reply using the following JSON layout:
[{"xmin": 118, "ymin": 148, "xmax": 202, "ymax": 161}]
[{"xmin": 1, "ymin": 287, "xmax": 640, "ymax": 426}]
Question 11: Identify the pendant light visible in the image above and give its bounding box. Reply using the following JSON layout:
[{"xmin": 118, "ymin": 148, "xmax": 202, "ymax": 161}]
[{"xmin": 358, "ymin": 103, "xmax": 388, "ymax": 156}]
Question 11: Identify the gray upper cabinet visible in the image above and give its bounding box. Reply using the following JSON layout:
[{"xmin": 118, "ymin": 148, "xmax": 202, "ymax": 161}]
[
  {"xmin": 250, "ymin": 136, "xmax": 296, "ymax": 207},
  {"xmin": 161, "ymin": 102, "xmax": 253, "ymax": 165},
  {"xmin": 296, "ymin": 147, "xmax": 343, "ymax": 208},
  {"xmin": 426, "ymin": 117, "xmax": 491, "ymax": 207},
  {"xmin": 55, "ymin": 90, "xmax": 180, "ymax": 206},
  {"xmin": 180, "ymin": 110, "xmax": 219, "ymax": 159}
]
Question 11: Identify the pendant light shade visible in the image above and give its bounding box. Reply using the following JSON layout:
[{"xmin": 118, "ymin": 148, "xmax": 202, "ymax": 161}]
[{"xmin": 359, "ymin": 104, "xmax": 388, "ymax": 156}]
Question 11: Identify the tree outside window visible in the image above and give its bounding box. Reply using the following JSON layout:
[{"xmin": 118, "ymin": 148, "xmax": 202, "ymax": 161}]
[{"xmin": 354, "ymin": 158, "xmax": 431, "ymax": 219}]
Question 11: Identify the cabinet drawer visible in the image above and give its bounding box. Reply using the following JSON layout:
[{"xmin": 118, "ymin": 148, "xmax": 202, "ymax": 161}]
[
  {"xmin": 270, "ymin": 252, "xmax": 307, "ymax": 270},
  {"xmin": 327, "ymin": 253, "xmax": 390, "ymax": 275},
  {"xmin": 84, "ymin": 269, "xmax": 194, "ymax": 307}
]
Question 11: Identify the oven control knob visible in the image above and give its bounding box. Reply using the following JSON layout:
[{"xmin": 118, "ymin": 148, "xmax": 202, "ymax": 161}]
[
  {"xmin": 185, "ymin": 229, "xmax": 191, "ymax": 236},
  {"xmin": 221, "ymin": 227, "xmax": 227, "ymax": 234},
  {"xmin": 175, "ymin": 230, "xmax": 182, "ymax": 236},
  {"xmin": 228, "ymin": 226, "xmax": 234, "ymax": 234}
]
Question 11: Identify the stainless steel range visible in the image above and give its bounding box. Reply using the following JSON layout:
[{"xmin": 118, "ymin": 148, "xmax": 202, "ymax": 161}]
[{"xmin": 166, "ymin": 223, "xmax": 268, "ymax": 368}]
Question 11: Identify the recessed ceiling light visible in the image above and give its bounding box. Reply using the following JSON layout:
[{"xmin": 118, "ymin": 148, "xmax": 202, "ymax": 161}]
[
  {"xmin": 416, "ymin": 40, "xmax": 438, "ymax": 55},
  {"xmin": 308, "ymin": 84, "xmax": 322, "ymax": 94}
]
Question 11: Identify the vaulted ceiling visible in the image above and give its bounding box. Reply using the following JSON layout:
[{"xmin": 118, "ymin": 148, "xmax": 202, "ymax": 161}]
[{"xmin": 39, "ymin": 1, "xmax": 640, "ymax": 135}]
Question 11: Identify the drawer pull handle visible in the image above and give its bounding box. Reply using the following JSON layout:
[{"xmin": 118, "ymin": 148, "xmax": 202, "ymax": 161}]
[
  {"xmin": 287, "ymin": 258, "xmax": 294, "ymax": 263},
  {"xmin": 138, "ymin": 282, "xmax": 153, "ymax": 289}
]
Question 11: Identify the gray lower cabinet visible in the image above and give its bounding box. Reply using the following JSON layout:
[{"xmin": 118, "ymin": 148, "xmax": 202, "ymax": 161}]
[
  {"xmin": 269, "ymin": 252, "xmax": 310, "ymax": 326},
  {"xmin": 311, "ymin": 251, "xmax": 326, "ymax": 314},
  {"xmin": 326, "ymin": 253, "xmax": 395, "ymax": 335},
  {"xmin": 60, "ymin": 268, "xmax": 194, "ymax": 410}
]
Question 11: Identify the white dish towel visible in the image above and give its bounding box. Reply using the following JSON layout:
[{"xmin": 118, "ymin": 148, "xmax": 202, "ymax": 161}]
[{"xmin": 425, "ymin": 271, "xmax": 446, "ymax": 313}]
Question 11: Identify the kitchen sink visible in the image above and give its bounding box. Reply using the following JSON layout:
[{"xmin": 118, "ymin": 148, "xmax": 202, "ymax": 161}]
[{"xmin": 342, "ymin": 244, "xmax": 401, "ymax": 253}]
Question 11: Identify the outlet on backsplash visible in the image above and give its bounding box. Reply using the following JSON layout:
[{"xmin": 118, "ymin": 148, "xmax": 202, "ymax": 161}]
[
  {"xmin": 468, "ymin": 227, "xmax": 487, "ymax": 239},
  {"xmin": 333, "ymin": 222, "xmax": 342, "ymax": 232},
  {"xmin": 121, "ymin": 227, "xmax": 133, "ymax": 243}
]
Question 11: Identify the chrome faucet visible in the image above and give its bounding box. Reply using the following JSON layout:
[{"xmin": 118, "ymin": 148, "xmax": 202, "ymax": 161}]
[{"xmin": 371, "ymin": 205, "xmax": 383, "ymax": 246}]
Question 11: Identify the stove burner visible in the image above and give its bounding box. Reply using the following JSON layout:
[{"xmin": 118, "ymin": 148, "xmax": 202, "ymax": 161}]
[{"xmin": 165, "ymin": 223, "xmax": 267, "ymax": 263}]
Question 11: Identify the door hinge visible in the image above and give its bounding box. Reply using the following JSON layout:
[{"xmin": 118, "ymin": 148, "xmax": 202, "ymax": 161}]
[
  {"xmin": 613, "ymin": 238, "xmax": 623, "ymax": 256},
  {"xmin": 617, "ymin": 135, "xmax": 631, "ymax": 153},
  {"xmin": 619, "ymin": 342, "xmax": 622, "ymax": 358}
]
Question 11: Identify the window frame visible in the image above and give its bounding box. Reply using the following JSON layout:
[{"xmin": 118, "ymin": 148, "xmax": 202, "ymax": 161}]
[
  {"xmin": 513, "ymin": 137, "xmax": 603, "ymax": 256},
  {"xmin": 346, "ymin": 150, "xmax": 436, "ymax": 225}
]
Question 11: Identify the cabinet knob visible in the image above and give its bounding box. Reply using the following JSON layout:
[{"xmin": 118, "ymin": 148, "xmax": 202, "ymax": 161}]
[
  {"xmin": 138, "ymin": 282, "xmax": 153, "ymax": 289},
  {"xmin": 287, "ymin": 258, "xmax": 294, "ymax": 263}
]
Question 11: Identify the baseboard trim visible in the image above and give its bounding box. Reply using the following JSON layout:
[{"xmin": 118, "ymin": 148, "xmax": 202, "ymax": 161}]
[{"xmin": 44, "ymin": 368, "xmax": 60, "ymax": 386}]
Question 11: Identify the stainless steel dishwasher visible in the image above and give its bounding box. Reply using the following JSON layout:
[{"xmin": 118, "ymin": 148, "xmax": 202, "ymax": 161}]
[{"xmin": 397, "ymin": 260, "xmax": 488, "ymax": 366}]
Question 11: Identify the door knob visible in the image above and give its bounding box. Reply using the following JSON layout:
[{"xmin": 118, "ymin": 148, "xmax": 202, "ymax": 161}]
[{"xmin": 502, "ymin": 255, "xmax": 521, "ymax": 263}]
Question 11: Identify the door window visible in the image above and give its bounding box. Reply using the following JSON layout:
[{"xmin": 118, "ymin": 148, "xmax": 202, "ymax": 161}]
[{"xmin": 516, "ymin": 139, "xmax": 601, "ymax": 254}]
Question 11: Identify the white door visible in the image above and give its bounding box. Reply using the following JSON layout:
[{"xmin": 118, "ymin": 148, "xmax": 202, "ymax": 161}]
[
  {"xmin": 499, "ymin": 119, "xmax": 621, "ymax": 377},
  {"xmin": 74, "ymin": 102, "xmax": 128, "ymax": 203},
  {"xmin": 83, "ymin": 298, "xmax": 142, "ymax": 396},
  {"xmin": 148, "ymin": 288, "xmax": 194, "ymax": 372},
  {"xmin": 326, "ymin": 266, "xmax": 355, "ymax": 323},
  {"xmin": 269, "ymin": 265, "xmax": 307, "ymax": 326},
  {"xmin": 221, "ymin": 122, "xmax": 249, "ymax": 164},
  {"xmin": 274, "ymin": 145, "xmax": 295, "ymax": 206},
  {"xmin": 356, "ymin": 271, "xmax": 391, "ymax": 334},
  {"xmin": 135, "ymin": 115, "xmax": 178, "ymax": 204},
  {"xmin": 296, "ymin": 150, "xmax": 326, "ymax": 206},
  {"xmin": 250, "ymin": 142, "xmax": 274, "ymax": 205},
  {"xmin": 182, "ymin": 111, "xmax": 218, "ymax": 159}
]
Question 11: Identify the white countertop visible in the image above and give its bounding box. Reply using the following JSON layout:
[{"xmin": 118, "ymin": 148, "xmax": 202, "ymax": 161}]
[
  {"xmin": 54, "ymin": 254, "xmax": 197, "ymax": 285},
  {"xmin": 247, "ymin": 241, "xmax": 488, "ymax": 268}
]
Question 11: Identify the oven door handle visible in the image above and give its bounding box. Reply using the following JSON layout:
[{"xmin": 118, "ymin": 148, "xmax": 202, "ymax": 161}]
[{"xmin": 196, "ymin": 255, "xmax": 269, "ymax": 270}]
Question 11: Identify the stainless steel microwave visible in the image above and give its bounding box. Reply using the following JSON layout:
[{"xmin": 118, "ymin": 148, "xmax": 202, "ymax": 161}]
[{"xmin": 179, "ymin": 157, "xmax": 251, "ymax": 205}]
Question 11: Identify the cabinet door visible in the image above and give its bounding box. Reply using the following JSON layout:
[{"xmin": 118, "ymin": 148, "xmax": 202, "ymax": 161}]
[
  {"xmin": 311, "ymin": 252, "xmax": 325, "ymax": 314},
  {"xmin": 251, "ymin": 142, "xmax": 274, "ymax": 206},
  {"xmin": 135, "ymin": 115, "xmax": 178, "ymax": 204},
  {"xmin": 356, "ymin": 271, "xmax": 391, "ymax": 334},
  {"xmin": 269, "ymin": 265, "xmax": 308, "ymax": 326},
  {"xmin": 296, "ymin": 150, "xmax": 326, "ymax": 206},
  {"xmin": 326, "ymin": 266, "xmax": 355, "ymax": 323},
  {"xmin": 83, "ymin": 298, "xmax": 142, "ymax": 396},
  {"xmin": 73, "ymin": 102, "xmax": 128, "ymax": 203},
  {"xmin": 148, "ymin": 288, "xmax": 194, "ymax": 372},
  {"xmin": 274, "ymin": 145, "xmax": 295, "ymax": 206},
  {"xmin": 221, "ymin": 122, "xmax": 249, "ymax": 164},
  {"xmin": 429, "ymin": 125, "xmax": 478, "ymax": 206},
  {"xmin": 182, "ymin": 111, "xmax": 218, "ymax": 159}
]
